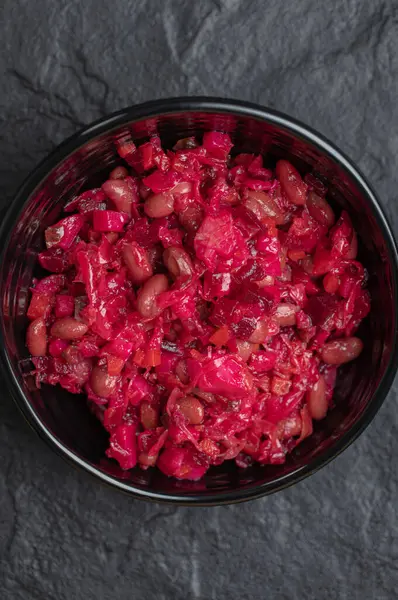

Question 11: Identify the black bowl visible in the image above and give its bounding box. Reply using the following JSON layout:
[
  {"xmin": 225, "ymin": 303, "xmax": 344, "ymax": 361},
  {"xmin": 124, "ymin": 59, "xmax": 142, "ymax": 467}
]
[{"xmin": 1, "ymin": 97, "xmax": 397, "ymax": 505}]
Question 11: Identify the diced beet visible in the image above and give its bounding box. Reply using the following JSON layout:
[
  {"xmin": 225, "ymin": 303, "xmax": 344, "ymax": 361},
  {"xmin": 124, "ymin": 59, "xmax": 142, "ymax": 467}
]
[
  {"xmin": 92, "ymin": 210, "xmax": 129, "ymax": 232},
  {"xmin": 45, "ymin": 215, "xmax": 84, "ymax": 250},
  {"xmin": 54, "ymin": 295, "xmax": 74, "ymax": 318},
  {"xmin": 38, "ymin": 248, "xmax": 71, "ymax": 273}
]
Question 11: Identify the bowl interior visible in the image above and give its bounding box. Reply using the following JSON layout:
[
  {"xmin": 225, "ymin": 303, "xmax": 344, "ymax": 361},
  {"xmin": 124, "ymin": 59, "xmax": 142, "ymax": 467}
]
[{"xmin": 1, "ymin": 105, "xmax": 396, "ymax": 501}]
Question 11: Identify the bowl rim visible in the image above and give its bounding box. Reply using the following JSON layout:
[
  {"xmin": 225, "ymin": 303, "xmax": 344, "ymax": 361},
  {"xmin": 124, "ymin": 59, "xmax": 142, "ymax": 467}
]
[{"xmin": 1, "ymin": 96, "xmax": 398, "ymax": 506}]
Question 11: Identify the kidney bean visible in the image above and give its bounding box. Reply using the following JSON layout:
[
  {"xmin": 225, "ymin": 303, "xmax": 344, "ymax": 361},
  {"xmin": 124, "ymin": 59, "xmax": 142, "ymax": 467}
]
[
  {"xmin": 50, "ymin": 317, "xmax": 88, "ymax": 340},
  {"xmin": 236, "ymin": 340, "xmax": 259, "ymax": 362},
  {"xmin": 275, "ymin": 303, "xmax": 299, "ymax": 326},
  {"xmin": 276, "ymin": 160, "xmax": 307, "ymax": 205},
  {"xmin": 193, "ymin": 389, "xmax": 216, "ymax": 404},
  {"xmin": 249, "ymin": 318, "xmax": 280, "ymax": 343},
  {"xmin": 136, "ymin": 274, "xmax": 169, "ymax": 318},
  {"xmin": 109, "ymin": 166, "xmax": 128, "ymax": 180},
  {"xmin": 163, "ymin": 247, "xmax": 193, "ymax": 279},
  {"xmin": 178, "ymin": 204, "xmax": 204, "ymax": 232},
  {"xmin": 244, "ymin": 190, "xmax": 285, "ymax": 224},
  {"xmin": 307, "ymin": 375, "xmax": 328, "ymax": 420},
  {"xmin": 321, "ymin": 337, "xmax": 363, "ymax": 365},
  {"xmin": 27, "ymin": 292, "xmax": 54, "ymax": 321},
  {"xmin": 144, "ymin": 192, "xmax": 175, "ymax": 218},
  {"xmin": 323, "ymin": 273, "xmax": 340, "ymax": 294},
  {"xmin": 122, "ymin": 242, "xmax": 153, "ymax": 284},
  {"xmin": 307, "ymin": 191, "xmax": 335, "ymax": 227},
  {"xmin": 26, "ymin": 317, "xmax": 47, "ymax": 356},
  {"xmin": 173, "ymin": 137, "xmax": 199, "ymax": 150},
  {"xmin": 177, "ymin": 396, "xmax": 204, "ymax": 425},
  {"xmin": 140, "ymin": 402, "xmax": 159, "ymax": 429},
  {"xmin": 90, "ymin": 364, "xmax": 118, "ymax": 398}
]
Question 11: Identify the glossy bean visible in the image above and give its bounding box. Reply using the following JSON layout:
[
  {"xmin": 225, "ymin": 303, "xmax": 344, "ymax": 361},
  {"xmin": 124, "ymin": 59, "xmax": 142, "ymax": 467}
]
[
  {"xmin": 136, "ymin": 274, "xmax": 169, "ymax": 319},
  {"xmin": 140, "ymin": 402, "xmax": 159, "ymax": 429},
  {"xmin": 173, "ymin": 137, "xmax": 198, "ymax": 150},
  {"xmin": 178, "ymin": 396, "xmax": 204, "ymax": 425},
  {"xmin": 50, "ymin": 317, "xmax": 88, "ymax": 340},
  {"xmin": 109, "ymin": 166, "xmax": 128, "ymax": 180},
  {"xmin": 163, "ymin": 247, "xmax": 193, "ymax": 279},
  {"xmin": 323, "ymin": 273, "xmax": 340, "ymax": 294},
  {"xmin": 321, "ymin": 337, "xmax": 363, "ymax": 365},
  {"xmin": 101, "ymin": 180, "xmax": 137, "ymax": 216},
  {"xmin": 26, "ymin": 317, "xmax": 47, "ymax": 356},
  {"xmin": 90, "ymin": 365, "xmax": 118, "ymax": 398},
  {"xmin": 307, "ymin": 191, "xmax": 335, "ymax": 227},
  {"xmin": 144, "ymin": 192, "xmax": 175, "ymax": 218},
  {"xmin": 178, "ymin": 205, "xmax": 203, "ymax": 232},
  {"xmin": 276, "ymin": 160, "xmax": 307, "ymax": 206},
  {"xmin": 244, "ymin": 190, "xmax": 285, "ymax": 224},
  {"xmin": 275, "ymin": 303, "xmax": 299, "ymax": 326},
  {"xmin": 307, "ymin": 375, "xmax": 328, "ymax": 420},
  {"xmin": 122, "ymin": 243, "xmax": 153, "ymax": 284},
  {"xmin": 193, "ymin": 389, "xmax": 216, "ymax": 404}
]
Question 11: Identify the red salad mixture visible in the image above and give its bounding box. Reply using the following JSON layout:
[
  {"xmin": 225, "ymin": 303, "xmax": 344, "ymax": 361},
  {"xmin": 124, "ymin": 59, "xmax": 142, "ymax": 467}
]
[{"xmin": 26, "ymin": 132, "xmax": 370, "ymax": 480}]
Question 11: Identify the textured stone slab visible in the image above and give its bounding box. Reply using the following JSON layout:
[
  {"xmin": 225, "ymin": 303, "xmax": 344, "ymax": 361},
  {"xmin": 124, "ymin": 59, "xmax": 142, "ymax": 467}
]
[{"xmin": 1, "ymin": 1, "xmax": 398, "ymax": 598}]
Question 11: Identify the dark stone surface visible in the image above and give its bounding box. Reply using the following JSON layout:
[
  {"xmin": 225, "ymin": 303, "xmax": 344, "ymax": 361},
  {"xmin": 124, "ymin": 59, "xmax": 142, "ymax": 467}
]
[{"xmin": 1, "ymin": 0, "xmax": 398, "ymax": 598}]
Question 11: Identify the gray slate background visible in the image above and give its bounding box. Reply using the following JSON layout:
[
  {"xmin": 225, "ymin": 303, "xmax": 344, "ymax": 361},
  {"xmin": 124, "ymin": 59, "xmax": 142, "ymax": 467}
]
[{"xmin": 1, "ymin": 1, "xmax": 398, "ymax": 598}]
